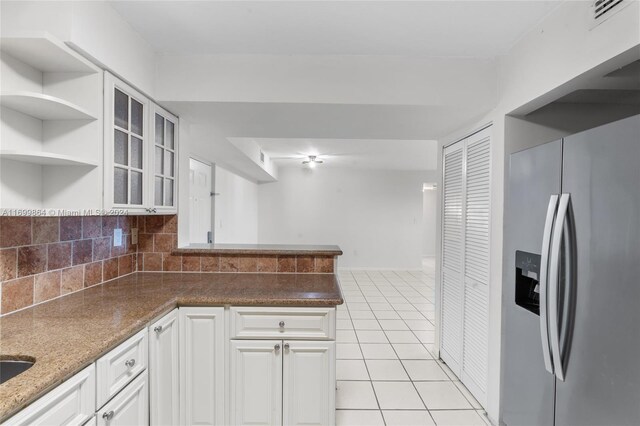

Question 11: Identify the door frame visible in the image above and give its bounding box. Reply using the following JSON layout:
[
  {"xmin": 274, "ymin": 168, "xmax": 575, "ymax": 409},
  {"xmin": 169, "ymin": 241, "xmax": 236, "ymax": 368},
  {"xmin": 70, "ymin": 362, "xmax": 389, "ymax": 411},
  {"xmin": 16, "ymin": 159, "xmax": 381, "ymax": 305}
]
[{"xmin": 188, "ymin": 156, "xmax": 215, "ymax": 244}]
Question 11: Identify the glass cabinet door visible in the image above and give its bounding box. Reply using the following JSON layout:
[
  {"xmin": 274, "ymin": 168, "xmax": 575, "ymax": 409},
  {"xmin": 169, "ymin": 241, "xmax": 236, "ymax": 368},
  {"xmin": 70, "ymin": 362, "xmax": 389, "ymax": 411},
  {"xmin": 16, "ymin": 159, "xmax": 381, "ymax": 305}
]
[
  {"xmin": 151, "ymin": 106, "xmax": 178, "ymax": 210},
  {"xmin": 110, "ymin": 80, "xmax": 146, "ymax": 208}
]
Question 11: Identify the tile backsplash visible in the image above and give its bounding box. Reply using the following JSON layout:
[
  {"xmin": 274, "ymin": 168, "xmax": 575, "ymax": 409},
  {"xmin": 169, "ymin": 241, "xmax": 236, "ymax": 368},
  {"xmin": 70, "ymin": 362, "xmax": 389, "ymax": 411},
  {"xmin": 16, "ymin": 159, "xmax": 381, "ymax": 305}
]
[
  {"xmin": 0, "ymin": 215, "xmax": 139, "ymax": 315},
  {"xmin": 0, "ymin": 214, "xmax": 336, "ymax": 315}
]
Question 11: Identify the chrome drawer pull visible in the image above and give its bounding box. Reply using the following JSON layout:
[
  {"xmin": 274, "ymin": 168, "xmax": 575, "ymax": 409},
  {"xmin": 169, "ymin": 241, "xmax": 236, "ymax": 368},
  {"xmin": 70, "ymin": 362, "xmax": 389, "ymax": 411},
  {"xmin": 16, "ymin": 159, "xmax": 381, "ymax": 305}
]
[
  {"xmin": 125, "ymin": 358, "xmax": 136, "ymax": 368},
  {"xmin": 279, "ymin": 321, "xmax": 285, "ymax": 328},
  {"xmin": 274, "ymin": 344, "xmax": 281, "ymax": 351},
  {"xmin": 103, "ymin": 410, "xmax": 115, "ymax": 421},
  {"xmin": 154, "ymin": 325, "xmax": 163, "ymax": 333}
]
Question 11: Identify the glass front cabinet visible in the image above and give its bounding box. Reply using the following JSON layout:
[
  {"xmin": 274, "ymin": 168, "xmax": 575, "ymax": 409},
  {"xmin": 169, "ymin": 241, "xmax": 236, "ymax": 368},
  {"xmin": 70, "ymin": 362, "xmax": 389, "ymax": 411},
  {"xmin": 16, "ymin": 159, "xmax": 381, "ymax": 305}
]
[{"xmin": 104, "ymin": 73, "xmax": 178, "ymax": 214}]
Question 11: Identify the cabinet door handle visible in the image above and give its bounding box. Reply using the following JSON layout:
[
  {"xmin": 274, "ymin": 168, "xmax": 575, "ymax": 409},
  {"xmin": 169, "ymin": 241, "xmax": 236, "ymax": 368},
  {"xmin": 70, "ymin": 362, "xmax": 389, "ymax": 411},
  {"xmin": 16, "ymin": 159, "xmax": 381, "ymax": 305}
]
[
  {"xmin": 125, "ymin": 358, "xmax": 136, "ymax": 368},
  {"xmin": 284, "ymin": 343, "xmax": 290, "ymax": 351},
  {"xmin": 279, "ymin": 321, "xmax": 285, "ymax": 328},
  {"xmin": 154, "ymin": 325, "xmax": 163, "ymax": 333},
  {"xmin": 102, "ymin": 410, "xmax": 115, "ymax": 421},
  {"xmin": 274, "ymin": 344, "xmax": 281, "ymax": 351}
]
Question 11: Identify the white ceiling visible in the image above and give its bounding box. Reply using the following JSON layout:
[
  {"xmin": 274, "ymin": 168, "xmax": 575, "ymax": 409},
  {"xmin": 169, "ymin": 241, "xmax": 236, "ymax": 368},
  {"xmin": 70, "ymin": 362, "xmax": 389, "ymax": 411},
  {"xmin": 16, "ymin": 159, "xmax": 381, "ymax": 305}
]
[
  {"xmin": 235, "ymin": 138, "xmax": 438, "ymax": 171},
  {"xmin": 112, "ymin": 1, "xmax": 561, "ymax": 56}
]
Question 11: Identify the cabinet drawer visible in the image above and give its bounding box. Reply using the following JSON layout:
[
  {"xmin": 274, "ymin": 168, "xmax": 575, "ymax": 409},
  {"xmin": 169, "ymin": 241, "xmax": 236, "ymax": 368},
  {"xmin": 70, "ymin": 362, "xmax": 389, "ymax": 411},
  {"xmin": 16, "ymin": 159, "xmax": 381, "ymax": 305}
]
[
  {"xmin": 96, "ymin": 371, "xmax": 148, "ymax": 426},
  {"xmin": 230, "ymin": 307, "xmax": 335, "ymax": 340},
  {"xmin": 96, "ymin": 329, "xmax": 147, "ymax": 408},
  {"xmin": 3, "ymin": 364, "xmax": 95, "ymax": 426}
]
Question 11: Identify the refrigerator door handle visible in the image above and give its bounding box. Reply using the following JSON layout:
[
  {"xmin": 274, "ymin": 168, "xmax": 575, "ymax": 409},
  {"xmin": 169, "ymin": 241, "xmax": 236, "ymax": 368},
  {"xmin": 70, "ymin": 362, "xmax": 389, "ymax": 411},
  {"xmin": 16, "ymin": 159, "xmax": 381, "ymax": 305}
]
[
  {"xmin": 539, "ymin": 195, "xmax": 559, "ymax": 374},
  {"xmin": 549, "ymin": 193, "xmax": 571, "ymax": 381}
]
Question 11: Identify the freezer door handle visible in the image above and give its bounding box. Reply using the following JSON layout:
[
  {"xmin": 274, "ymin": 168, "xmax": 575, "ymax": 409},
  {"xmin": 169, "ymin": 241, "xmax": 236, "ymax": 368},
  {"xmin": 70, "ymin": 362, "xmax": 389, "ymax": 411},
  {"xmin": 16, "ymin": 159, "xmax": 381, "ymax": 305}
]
[
  {"xmin": 539, "ymin": 194, "xmax": 559, "ymax": 374},
  {"xmin": 549, "ymin": 193, "xmax": 571, "ymax": 381}
]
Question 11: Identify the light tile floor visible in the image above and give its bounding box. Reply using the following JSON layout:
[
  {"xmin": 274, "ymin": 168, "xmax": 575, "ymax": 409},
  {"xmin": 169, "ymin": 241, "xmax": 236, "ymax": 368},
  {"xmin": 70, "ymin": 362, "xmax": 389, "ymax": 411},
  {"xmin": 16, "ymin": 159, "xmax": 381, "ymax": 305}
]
[{"xmin": 335, "ymin": 261, "xmax": 490, "ymax": 426}]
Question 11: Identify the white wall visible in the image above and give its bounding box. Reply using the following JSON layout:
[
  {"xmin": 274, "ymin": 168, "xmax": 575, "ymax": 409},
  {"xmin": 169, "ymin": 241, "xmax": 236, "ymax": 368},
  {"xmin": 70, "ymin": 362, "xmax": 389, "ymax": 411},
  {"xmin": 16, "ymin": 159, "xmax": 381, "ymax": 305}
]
[
  {"xmin": 434, "ymin": 2, "xmax": 640, "ymax": 423},
  {"xmin": 214, "ymin": 166, "xmax": 258, "ymax": 244},
  {"xmin": 0, "ymin": 1, "xmax": 157, "ymax": 97},
  {"xmin": 258, "ymin": 167, "xmax": 436, "ymax": 269},
  {"xmin": 422, "ymin": 187, "xmax": 437, "ymax": 257}
]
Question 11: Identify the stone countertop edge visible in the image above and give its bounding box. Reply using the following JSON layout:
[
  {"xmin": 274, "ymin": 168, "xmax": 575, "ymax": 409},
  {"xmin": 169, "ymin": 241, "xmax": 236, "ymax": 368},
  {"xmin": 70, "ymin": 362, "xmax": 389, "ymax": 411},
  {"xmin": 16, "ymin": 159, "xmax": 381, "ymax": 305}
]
[
  {"xmin": 0, "ymin": 271, "xmax": 343, "ymax": 422},
  {"xmin": 172, "ymin": 243, "xmax": 343, "ymax": 256}
]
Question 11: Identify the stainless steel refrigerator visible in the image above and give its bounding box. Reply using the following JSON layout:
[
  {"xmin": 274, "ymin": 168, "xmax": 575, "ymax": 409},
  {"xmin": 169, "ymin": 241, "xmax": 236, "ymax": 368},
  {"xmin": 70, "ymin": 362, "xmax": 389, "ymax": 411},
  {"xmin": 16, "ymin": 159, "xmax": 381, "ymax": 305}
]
[{"xmin": 501, "ymin": 114, "xmax": 640, "ymax": 426}]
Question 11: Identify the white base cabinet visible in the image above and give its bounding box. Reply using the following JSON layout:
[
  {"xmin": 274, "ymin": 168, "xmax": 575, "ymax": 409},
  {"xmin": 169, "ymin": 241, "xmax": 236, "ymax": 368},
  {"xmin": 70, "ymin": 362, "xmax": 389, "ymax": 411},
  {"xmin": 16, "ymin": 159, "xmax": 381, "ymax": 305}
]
[
  {"xmin": 230, "ymin": 340, "xmax": 283, "ymax": 426},
  {"xmin": 179, "ymin": 307, "xmax": 225, "ymax": 426},
  {"xmin": 283, "ymin": 341, "xmax": 335, "ymax": 426},
  {"xmin": 3, "ymin": 364, "xmax": 95, "ymax": 426},
  {"xmin": 97, "ymin": 371, "xmax": 148, "ymax": 426},
  {"xmin": 149, "ymin": 309, "xmax": 179, "ymax": 426},
  {"xmin": 4, "ymin": 305, "xmax": 336, "ymax": 426}
]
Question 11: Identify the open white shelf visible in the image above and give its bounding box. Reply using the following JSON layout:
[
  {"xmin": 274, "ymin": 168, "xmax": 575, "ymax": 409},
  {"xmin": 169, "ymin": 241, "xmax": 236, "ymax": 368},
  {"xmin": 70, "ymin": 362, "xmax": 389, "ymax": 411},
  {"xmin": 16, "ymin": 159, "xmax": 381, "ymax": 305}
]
[
  {"xmin": 0, "ymin": 32, "xmax": 96, "ymax": 74},
  {"xmin": 0, "ymin": 150, "xmax": 99, "ymax": 167},
  {"xmin": 1, "ymin": 91, "xmax": 97, "ymax": 120}
]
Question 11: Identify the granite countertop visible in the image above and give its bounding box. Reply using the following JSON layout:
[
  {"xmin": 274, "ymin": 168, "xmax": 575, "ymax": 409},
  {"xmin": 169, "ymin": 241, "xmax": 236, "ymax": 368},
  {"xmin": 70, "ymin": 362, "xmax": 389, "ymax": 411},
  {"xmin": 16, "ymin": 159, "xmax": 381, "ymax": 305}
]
[
  {"xmin": 173, "ymin": 243, "xmax": 343, "ymax": 256},
  {"xmin": 0, "ymin": 272, "xmax": 343, "ymax": 422}
]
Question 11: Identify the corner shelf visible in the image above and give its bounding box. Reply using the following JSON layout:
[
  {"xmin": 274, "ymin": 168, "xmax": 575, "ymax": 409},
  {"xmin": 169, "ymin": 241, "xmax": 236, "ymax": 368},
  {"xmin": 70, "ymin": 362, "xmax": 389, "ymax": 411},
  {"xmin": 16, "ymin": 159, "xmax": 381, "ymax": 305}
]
[
  {"xmin": 0, "ymin": 91, "xmax": 97, "ymax": 120},
  {"xmin": 0, "ymin": 32, "xmax": 97, "ymax": 74},
  {"xmin": 0, "ymin": 150, "xmax": 99, "ymax": 167}
]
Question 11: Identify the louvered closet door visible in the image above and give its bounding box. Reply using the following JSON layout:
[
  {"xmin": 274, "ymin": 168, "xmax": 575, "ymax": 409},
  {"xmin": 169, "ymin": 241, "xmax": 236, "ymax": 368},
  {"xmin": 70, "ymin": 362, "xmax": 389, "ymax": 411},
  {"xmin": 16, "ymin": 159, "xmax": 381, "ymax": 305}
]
[
  {"xmin": 462, "ymin": 129, "xmax": 490, "ymax": 406},
  {"xmin": 440, "ymin": 141, "xmax": 465, "ymax": 374}
]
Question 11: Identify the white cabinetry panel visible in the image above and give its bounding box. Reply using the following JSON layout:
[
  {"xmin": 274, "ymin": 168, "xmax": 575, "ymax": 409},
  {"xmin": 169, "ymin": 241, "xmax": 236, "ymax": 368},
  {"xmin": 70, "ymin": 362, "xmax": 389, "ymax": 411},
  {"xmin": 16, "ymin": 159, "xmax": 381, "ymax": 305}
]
[
  {"xmin": 149, "ymin": 309, "xmax": 179, "ymax": 425},
  {"xmin": 96, "ymin": 329, "xmax": 147, "ymax": 409},
  {"xmin": 96, "ymin": 371, "xmax": 148, "ymax": 426},
  {"xmin": 179, "ymin": 307, "xmax": 225, "ymax": 426},
  {"xmin": 283, "ymin": 340, "xmax": 335, "ymax": 426},
  {"xmin": 230, "ymin": 340, "xmax": 283, "ymax": 426},
  {"xmin": 2, "ymin": 364, "xmax": 95, "ymax": 426}
]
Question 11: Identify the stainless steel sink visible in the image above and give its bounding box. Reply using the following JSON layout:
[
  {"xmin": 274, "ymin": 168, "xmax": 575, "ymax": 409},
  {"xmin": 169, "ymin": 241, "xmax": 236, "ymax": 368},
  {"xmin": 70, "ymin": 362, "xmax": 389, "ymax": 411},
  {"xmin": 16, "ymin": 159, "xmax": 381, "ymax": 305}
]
[{"xmin": 0, "ymin": 359, "xmax": 34, "ymax": 384}]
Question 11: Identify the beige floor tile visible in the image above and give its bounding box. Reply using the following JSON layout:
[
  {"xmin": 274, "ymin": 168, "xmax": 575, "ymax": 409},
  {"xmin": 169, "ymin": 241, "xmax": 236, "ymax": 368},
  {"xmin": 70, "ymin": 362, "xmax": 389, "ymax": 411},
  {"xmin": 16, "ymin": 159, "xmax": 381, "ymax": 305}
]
[
  {"xmin": 337, "ymin": 343, "xmax": 363, "ymax": 360},
  {"xmin": 385, "ymin": 330, "xmax": 420, "ymax": 344},
  {"xmin": 402, "ymin": 360, "xmax": 450, "ymax": 381},
  {"xmin": 360, "ymin": 343, "xmax": 398, "ymax": 360},
  {"xmin": 336, "ymin": 410, "xmax": 385, "ymax": 426},
  {"xmin": 383, "ymin": 410, "xmax": 436, "ymax": 426},
  {"xmin": 392, "ymin": 344, "xmax": 433, "ymax": 360},
  {"xmin": 366, "ymin": 359, "xmax": 410, "ymax": 381},
  {"xmin": 336, "ymin": 381, "xmax": 379, "ymax": 409},
  {"xmin": 372, "ymin": 382, "xmax": 425, "ymax": 410},
  {"xmin": 356, "ymin": 330, "xmax": 389, "ymax": 343},
  {"xmin": 337, "ymin": 359, "xmax": 370, "ymax": 380},
  {"xmin": 430, "ymin": 410, "xmax": 486, "ymax": 426},
  {"xmin": 414, "ymin": 382, "xmax": 472, "ymax": 410}
]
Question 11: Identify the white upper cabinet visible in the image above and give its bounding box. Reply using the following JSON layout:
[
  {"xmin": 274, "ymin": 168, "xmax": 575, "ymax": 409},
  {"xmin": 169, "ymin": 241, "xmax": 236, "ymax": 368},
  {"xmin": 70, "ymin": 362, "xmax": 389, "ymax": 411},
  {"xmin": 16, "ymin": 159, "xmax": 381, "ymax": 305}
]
[
  {"xmin": 104, "ymin": 72, "xmax": 178, "ymax": 214},
  {"xmin": 150, "ymin": 104, "xmax": 178, "ymax": 212},
  {"xmin": 0, "ymin": 33, "xmax": 103, "ymax": 214}
]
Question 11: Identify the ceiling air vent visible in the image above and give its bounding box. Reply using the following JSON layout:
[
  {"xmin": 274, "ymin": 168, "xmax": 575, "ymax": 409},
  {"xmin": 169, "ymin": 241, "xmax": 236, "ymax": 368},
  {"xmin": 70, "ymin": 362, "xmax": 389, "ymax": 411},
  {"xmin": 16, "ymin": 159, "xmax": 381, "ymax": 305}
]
[{"xmin": 592, "ymin": 0, "xmax": 629, "ymax": 24}]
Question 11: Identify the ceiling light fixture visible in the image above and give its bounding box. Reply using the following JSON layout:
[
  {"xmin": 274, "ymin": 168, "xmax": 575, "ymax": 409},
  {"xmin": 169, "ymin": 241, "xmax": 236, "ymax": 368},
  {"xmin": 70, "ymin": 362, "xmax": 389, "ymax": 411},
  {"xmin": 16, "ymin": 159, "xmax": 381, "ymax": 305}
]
[{"xmin": 302, "ymin": 155, "xmax": 323, "ymax": 168}]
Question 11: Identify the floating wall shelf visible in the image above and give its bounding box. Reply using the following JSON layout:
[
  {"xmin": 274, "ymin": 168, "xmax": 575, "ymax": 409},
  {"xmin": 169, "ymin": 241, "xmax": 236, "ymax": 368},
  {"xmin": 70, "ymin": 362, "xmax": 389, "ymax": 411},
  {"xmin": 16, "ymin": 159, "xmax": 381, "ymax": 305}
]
[
  {"xmin": 0, "ymin": 32, "xmax": 97, "ymax": 74},
  {"xmin": 0, "ymin": 150, "xmax": 99, "ymax": 167},
  {"xmin": 0, "ymin": 91, "xmax": 97, "ymax": 120}
]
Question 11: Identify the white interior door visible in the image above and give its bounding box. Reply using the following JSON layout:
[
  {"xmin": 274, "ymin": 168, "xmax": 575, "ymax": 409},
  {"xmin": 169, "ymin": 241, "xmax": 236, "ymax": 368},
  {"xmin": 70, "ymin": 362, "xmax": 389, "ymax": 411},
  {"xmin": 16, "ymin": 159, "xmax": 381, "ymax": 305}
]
[
  {"xmin": 440, "ymin": 127, "xmax": 491, "ymax": 406},
  {"xmin": 230, "ymin": 340, "xmax": 283, "ymax": 426},
  {"xmin": 283, "ymin": 340, "xmax": 335, "ymax": 426},
  {"xmin": 189, "ymin": 158, "xmax": 213, "ymax": 243},
  {"xmin": 461, "ymin": 130, "xmax": 491, "ymax": 405},
  {"xmin": 440, "ymin": 140, "xmax": 465, "ymax": 375}
]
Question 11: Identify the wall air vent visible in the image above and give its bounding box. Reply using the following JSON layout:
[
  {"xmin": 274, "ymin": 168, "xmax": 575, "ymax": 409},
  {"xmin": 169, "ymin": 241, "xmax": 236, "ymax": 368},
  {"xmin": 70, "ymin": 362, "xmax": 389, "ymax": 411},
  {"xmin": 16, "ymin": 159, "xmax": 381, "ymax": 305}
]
[{"xmin": 592, "ymin": 0, "xmax": 630, "ymax": 25}]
